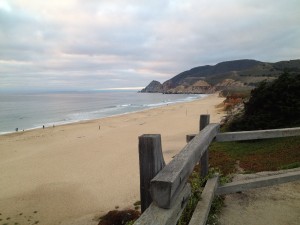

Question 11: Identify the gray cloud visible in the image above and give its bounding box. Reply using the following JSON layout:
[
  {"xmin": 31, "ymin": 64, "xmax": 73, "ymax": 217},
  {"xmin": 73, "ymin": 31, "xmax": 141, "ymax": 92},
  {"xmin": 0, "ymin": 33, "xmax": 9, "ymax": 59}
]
[{"xmin": 0, "ymin": 0, "xmax": 300, "ymax": 91}]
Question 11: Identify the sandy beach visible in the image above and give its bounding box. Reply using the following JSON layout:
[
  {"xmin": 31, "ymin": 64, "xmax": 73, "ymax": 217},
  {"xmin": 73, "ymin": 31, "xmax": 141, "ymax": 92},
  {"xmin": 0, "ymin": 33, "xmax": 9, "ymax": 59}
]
[{"xmin": 0, "ymin": 93, "xmax": 225, "ymax": 225}]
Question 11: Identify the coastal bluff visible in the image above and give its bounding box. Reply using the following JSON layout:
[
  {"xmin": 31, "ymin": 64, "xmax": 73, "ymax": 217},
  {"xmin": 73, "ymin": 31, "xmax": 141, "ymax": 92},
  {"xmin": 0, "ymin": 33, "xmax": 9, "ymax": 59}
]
[{"xmin": 140, "ymin": 59, "xmax": 300, "ymax": 94}]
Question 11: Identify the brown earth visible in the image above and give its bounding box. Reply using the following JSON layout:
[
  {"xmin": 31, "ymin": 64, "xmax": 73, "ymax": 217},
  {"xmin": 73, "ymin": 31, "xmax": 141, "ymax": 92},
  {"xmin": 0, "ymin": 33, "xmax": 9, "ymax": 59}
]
[{"xmin": 218, "ymin": 168, "xmax": 300, "ymax": 225}]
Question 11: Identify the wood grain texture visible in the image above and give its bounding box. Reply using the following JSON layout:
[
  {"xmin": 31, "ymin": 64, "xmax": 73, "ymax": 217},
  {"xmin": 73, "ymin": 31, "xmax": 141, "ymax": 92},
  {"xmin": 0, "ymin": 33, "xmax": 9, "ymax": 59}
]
[
  {"xmin": 150, "ymin": 124, "xmax": 220, "ymax": 208},
  {"xmin": 189, "ymin": 176, "xmax": 219, "ymax": 225},
  {"xmin": 134, "ymin": 184, "xmax": 191, "ymax": 225},
  {"xmin": 199, "ymin": 114, "xmax": 210, "ymax": 178},
  {"xmin": 216, "ymin": 170, "xmax": 300, "ymax": 195},
  {"xmin": 216, "ymin": 127, "xmax": 300, "ymax": 142},
  {"xmin": 139, "ymin": 134, "xmax": 166, "ymax": 212}
]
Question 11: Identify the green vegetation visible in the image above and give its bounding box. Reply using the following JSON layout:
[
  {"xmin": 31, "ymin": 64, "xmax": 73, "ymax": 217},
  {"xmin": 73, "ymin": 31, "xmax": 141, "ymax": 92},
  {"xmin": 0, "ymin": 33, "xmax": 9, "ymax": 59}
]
[
  {"xmin": 209, "ymin": 136, "xmax": 300, "ymax": 174},
  {"xmin": 206, "ymin": 196, "xmax": 224, "ymax": 225},
  {"xmin": 279, "ymin": 162, "xmax": 300, "ymax": 170},
  {"xmin": 207, "ymin": 74, "xmax": 300, "ymax": 223},
  {"xmin": 229, "ymin": 72, "xmax": 300, "ymax": 131},
  {"xmin": 177, "ymin": 170, "xmax": 204, "ymax": 225},
  {"xmin": 213, "ymin": 72, "xmax": 300, "ymax": 175},
  {"xmin": 177, "ymin": 167, "xmax": 229, "ymax": 225},
  {"xmin": 125, "ymin": 221, "xmax": 135, "ymax": 225}
]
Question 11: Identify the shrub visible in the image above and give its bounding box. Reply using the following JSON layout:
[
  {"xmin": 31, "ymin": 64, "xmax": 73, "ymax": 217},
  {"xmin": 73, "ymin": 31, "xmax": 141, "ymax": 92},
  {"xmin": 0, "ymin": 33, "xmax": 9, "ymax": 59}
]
[{"xmin": 229, "ymin": 72, "xmax": 300, "ymax": 131}]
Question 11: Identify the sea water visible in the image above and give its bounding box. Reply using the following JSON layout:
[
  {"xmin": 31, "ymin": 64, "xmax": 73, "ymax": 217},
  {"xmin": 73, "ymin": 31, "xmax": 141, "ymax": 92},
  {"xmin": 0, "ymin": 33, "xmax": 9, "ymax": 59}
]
[{"xmin": 0, "ymin": 90, "xmax": 206, "ymax": 135}]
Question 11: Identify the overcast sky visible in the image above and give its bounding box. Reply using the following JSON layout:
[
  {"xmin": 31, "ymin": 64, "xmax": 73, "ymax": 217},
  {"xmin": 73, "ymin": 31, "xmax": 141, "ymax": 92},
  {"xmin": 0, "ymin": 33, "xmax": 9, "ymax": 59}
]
[{"xmin": 1, "ymin": 0, "xmax": 300, "ymax": 91}]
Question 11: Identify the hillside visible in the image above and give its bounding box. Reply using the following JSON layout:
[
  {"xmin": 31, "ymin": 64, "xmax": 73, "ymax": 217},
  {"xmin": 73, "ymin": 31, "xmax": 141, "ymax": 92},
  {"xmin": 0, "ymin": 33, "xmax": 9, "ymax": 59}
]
[{"xmin": 141, "ymin": 59, "xmax": 300, "ymax": 94}]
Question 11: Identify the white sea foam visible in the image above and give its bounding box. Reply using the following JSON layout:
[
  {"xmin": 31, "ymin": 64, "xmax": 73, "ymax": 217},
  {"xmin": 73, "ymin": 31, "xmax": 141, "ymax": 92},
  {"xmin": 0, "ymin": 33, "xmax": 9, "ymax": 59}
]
[{"xmin": 0, "ymin": 91, "xmax": 206, "ymax": 135}]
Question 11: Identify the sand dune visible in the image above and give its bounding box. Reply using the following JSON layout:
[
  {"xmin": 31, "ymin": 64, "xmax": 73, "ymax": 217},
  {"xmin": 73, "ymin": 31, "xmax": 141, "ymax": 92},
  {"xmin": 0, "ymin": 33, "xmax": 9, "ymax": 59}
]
[{"xmin": 0, "ymin": 93, "xmax": 225, "ymax": 225}]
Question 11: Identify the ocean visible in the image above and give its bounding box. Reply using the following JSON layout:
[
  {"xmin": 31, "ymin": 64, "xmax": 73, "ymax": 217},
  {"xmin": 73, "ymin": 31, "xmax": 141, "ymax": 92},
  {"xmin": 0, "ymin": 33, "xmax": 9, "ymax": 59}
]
[{"xmin": 0, "ymin": 90, "xmax": 206, "ymax": 135}]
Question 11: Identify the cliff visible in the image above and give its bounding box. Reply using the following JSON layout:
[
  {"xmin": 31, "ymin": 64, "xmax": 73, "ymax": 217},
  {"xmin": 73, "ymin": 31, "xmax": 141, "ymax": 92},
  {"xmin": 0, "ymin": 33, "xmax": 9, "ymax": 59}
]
[
  {"xmin": 163, "ymin": 80, "xmax": 213, "ymax": 94},
  {"xmin": 141, "ymin": 59, "xmax": 300, "ymax": 94}
]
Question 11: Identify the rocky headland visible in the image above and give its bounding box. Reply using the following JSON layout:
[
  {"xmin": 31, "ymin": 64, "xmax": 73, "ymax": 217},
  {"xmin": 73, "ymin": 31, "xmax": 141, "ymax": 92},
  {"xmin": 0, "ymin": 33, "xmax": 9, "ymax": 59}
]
[{"xmin": 140, "ymin": 59, "xmax": 300, "ymax": 94}]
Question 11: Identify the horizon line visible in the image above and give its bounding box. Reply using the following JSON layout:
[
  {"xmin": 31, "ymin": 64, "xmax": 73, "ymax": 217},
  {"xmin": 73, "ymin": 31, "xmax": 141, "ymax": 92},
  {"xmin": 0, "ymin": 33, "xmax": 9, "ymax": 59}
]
[{"xmin": 94, "ymin": 87, "xmax": 145, "ymax": 91}]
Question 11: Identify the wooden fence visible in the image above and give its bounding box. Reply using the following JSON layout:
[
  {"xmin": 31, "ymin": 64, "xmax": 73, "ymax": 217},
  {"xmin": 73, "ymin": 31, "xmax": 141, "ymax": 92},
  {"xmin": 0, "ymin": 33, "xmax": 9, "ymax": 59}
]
[{"xmin": 134, "ymin": 115, "xmax": 300, "ymax": 225}]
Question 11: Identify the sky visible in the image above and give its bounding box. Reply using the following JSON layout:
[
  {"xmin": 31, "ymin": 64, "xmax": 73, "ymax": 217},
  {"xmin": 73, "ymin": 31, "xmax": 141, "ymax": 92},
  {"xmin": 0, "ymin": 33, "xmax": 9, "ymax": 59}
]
[{"xmin": 0, "ymin": 0, "xmax": 300, "ymax": 91}]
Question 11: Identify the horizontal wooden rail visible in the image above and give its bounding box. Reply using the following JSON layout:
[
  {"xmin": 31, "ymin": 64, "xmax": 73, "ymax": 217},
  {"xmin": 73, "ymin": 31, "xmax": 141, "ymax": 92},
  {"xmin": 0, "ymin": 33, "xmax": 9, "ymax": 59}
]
[
  {"xmin": 150, "ymin": 124, "xmax": 220, "ymax": 209},
  {"xmin": 187, "ymin": 127, "xmax": 300, "ymax": 143},
  {"xmin": 216, "ymin": 170, "xmax": 300, "ymax": 195},
  {"xmin": 136, "ymin": 113, "xmax": 300, "ymax": 225},
  {"xmin": 216, "ymin": 127, "xmax": 300, "ymax": 142},
  {"xmin": 134, "ymin": 184, "xmax": 191, "ymax": 225},
  {"xmin": 189, "ymin": 175, "xmax": 219, "ymax": 225}
]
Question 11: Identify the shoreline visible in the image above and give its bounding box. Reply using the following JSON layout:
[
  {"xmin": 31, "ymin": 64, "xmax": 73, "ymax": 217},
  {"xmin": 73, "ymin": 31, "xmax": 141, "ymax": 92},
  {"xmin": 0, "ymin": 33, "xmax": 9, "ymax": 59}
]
[
  {"xmin": 0, "ymin": 93, "xmax": 225, "ymax": 225},
  {"xmin": 0, "ymin": 94, "xmax": 207, "ymax": 136}
]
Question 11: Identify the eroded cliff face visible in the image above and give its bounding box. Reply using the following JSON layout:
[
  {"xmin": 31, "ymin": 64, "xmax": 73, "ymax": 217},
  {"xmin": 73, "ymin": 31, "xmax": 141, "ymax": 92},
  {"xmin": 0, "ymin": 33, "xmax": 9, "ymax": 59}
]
[
  {"xmin": 214, "ymin": 79, "xmax": 245, "ymax": 91},
  {"xmin": 141, "ymin": 78, "xmax": 249, "ymax": 94},
  {"xmin": 163, "ymin": 80, "xmax": 214, "ymax": 94}
]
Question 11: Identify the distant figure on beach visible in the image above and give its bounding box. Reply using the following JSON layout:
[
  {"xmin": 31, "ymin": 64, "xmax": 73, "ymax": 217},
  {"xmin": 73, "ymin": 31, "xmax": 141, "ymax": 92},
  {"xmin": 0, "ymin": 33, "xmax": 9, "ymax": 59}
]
[
  {"xmin": 15, "ymin": 128, "xmax": 18, "ymax": 132},
  {"xmin": 99, "ymin": 125, "xmax": 101, "ymax": 130},
  {"xmin": 43, "ymin": 125, "xmax": 45, "ymax": 129}
]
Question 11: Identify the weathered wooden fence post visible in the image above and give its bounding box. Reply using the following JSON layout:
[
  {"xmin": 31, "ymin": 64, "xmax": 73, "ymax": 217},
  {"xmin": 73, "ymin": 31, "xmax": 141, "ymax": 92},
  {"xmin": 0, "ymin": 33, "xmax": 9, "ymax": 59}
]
[
  {"xmin": 138, "ymin": 134, "xmax": 166, "ymax": 213},
  {"xmin": 200, "ymin": 114, "xmax": 210, "ymax": 178}
]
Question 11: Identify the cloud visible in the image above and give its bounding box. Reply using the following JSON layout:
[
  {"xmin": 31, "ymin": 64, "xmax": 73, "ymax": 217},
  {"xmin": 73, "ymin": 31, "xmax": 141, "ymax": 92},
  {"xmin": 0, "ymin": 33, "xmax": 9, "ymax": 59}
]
[{"xmin": 0, "ymin": 0, "xmax": 299, "ymax": 91}]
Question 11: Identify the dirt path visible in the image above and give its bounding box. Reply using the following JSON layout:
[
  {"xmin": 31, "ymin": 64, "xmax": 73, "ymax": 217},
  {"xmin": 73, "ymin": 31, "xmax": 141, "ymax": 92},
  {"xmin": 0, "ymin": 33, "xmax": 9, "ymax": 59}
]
[{"xmin": 218, "ymin": 168, "xmax": 300, "ymax": 225}]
